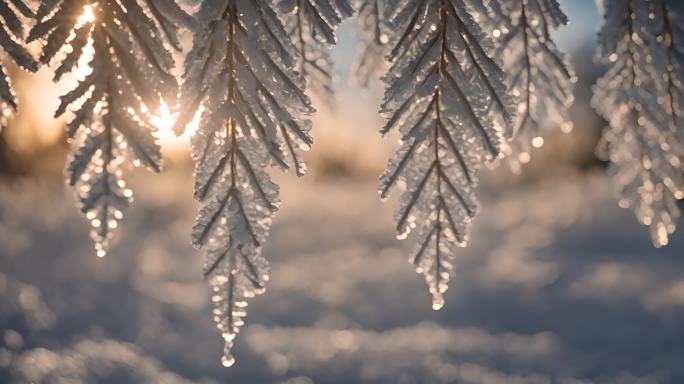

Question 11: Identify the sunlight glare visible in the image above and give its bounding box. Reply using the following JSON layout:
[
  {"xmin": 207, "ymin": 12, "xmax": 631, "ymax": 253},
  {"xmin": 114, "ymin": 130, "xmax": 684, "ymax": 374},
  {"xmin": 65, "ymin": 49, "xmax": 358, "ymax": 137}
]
[
  {"xmin": 77, "ymin": 4, "xmax": 96, "ymax": 26},
  {"xmin": 150, "ymin": 99, "xmax": 200, "ymax": 154}
]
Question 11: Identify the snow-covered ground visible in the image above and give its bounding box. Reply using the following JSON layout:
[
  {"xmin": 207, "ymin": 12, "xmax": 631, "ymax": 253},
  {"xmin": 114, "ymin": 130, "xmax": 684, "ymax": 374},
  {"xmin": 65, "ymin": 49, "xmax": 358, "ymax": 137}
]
[{"xmin": 1, "ymin": 160, "xmax": 683, "ymax": 383}]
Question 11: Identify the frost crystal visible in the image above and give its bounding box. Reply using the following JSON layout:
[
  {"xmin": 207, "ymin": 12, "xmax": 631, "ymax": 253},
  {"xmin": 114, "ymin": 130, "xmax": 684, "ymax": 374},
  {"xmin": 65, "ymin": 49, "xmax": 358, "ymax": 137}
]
[
  {"xmin": 380, "ymin": 0, "xmax": 513, "ymax": 309},
  {"xmin": 175, "ymin": 0, "xmax": 314, "ymax": 366},
  {"xmin": 351, "ymin": 0, "xmax": 388, "ymax": 88},
  {"xmin": 29, "ymin": 0, "xmax": 188, "ymax": 256},
  {"xmin": 592, "ymin": 0, "xmax": 684, "ymax": 247},
  {"xmin": 0, "ymin": 0, "xmax": 37, "ymax": 129},
  {"xmin": 488, "ymin": 0, "xmax": 576, "ymax": 168},
  {"xmin": 279, "ymin": 0, "xmax": 353, "ymax": 98}
]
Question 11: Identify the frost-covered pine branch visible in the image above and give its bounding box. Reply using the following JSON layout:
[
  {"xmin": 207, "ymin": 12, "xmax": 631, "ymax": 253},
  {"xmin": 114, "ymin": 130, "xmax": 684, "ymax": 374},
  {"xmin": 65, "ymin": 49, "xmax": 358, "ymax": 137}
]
[
  {"xmin": 593, "ymin": 0, "xmax": 684, "ymax": 247},
  {"xmin": 174, "ymin": 0, "xmax": 314, "ymax": 367},
  {"xmin": 487, "ymin": 0, "xmax": 576, "ymax": 168},
  {"xmin": 350, "ymin": 0, "xmax": 388, "ymax": 88},
  {"xmin": 656, "ymin": 2, "xmax": 684, "ymax": 148},
  {"xmin": 379, "ymin": 0, "xmax": 513, "ymax": 309},
  {"xmin": 29, "ymin": 0, "xmax": 188, "ymax": 256},
  {"xmin": 0, "ymin": 0, "xmax": 37, "ymax": 129},
  {"xmin": 279, "ymin": 0, "xmax": 353, "ymax": 98}
]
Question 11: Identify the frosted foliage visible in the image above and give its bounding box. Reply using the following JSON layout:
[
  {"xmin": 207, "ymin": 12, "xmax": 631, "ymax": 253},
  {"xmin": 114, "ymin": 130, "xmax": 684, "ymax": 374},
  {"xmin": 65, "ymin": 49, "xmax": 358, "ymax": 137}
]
[
  {"xmin": 0, "ymin": 0, "xmax": 37, "ymax": 129},
  {"xmin": 380, "ymin": 0, "xmax": 513, "ymax": 309},
  {"xmin": 279, "ymin": 0, "xmax": 353, "ymax": 98},
  {"xmin": 175, "ymin": 0, "xmax": 314, "ymax": 367},
  {"xmin": 29, "ymin": 0, "xmax": 188, "ymax": 255},
  {"xmin": 488, "ymin": 0, "xmax": 576, "ymax": 168},
  {"xmin": 351, "ymin": 0, "xmax": 388, "ymax": 88},
  {"xmin": 592, "ymin": 0, "xmax": 684, "ymax": 247}
]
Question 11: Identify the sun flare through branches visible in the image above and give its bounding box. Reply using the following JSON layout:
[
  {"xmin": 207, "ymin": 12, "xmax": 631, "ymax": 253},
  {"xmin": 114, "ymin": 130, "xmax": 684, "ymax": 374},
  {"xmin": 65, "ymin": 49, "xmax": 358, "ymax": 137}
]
[{"xmin": 29, "ymin": 0, "xmax": 191, "ymax": 256}]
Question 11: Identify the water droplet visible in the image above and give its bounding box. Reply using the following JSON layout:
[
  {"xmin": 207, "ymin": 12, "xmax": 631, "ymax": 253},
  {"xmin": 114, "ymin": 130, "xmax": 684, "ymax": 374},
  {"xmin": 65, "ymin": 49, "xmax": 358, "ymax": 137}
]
[
  {"xmin": 221, "ymin": 355, "xmax": 235, "ymax": 367},
  {"xmin": 432, "ymin": 294, "xmax": 444, "ymax": 311}
]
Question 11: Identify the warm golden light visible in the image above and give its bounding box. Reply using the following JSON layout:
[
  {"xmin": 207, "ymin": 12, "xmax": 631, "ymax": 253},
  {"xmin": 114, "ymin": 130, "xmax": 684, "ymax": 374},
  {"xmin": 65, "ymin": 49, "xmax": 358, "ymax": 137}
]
[
  {"xmin": 150, "ymin": 99, "xmax": 200, "ymax": 154},
  {"xmin": 77, "ymin": 5, "xmax": 96, "ymax": 26},
  {"xmin": 150, "ymin": 101, "xmax": 176, "ymax": 139},
  {"xmin": 3, "ymin": 4, "xmax": 99, "ymax": 154}
]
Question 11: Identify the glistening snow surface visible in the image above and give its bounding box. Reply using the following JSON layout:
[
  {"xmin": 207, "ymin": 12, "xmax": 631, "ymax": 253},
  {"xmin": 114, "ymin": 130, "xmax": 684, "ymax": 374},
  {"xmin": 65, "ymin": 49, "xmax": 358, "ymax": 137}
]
[{"xmin": 2, "ymin": 165, "xmax": 684, "ymax": 383}]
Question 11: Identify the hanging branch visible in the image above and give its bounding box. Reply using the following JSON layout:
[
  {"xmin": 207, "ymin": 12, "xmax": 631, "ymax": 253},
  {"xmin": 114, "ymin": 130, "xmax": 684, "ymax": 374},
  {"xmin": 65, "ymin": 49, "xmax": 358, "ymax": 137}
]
[
  {"xmin": 350, "ymin": 0, "xmax": 388, "ymax": 88},
  {"xmin": 174, "ymin": 0, "xmax": 314, "ymax": 367},
  {"xmin": 29, "ymin": 0, "xmax": 189, "ymax": 256},
  {"xmin": 0, "ymin": 0, "xmax": 37, "ymax": 129},
  {"xmin": 657, "ymin": 2, "xmax": 684, "ymax": 144},
  {"xmin": 593, "ymin": 0, "xmax": 684, "ymax": 247},
  {"xmin": 488, "ymin": 0, "xmax": 576, "ymax": 168},
  {"xmin": 279, "ymin": 0, "xmax": 353, "ymax": 99},
  {"xmin": 379, "ymin": 0, "xmax": 514, "ymax": 309}
]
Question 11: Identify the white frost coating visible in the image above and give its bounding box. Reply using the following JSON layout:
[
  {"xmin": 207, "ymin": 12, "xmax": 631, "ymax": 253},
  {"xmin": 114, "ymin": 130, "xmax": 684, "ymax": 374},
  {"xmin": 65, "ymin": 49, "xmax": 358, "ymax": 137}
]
[
  {"xmin": 380, "ymin": 0, "xmax": 514, "ymax": 310},
  {"xmin": 29, "ymin": 0, "xmax": 189, "ymax": 256},
  {"xmin": 175, "ymin": 0, "xmax": 314, "ymax": 367},
  {"xmin": 487, "ymin": 0, "xmax": 576, "ymax": 169},
  {"xmin": 592, "ymin": 0, "xmax": 684, "ymax": 247},
  {"xmin": 0, "ymin": 0, "xmax": 37, "ymax": 129},
  {"xmin": 351, "ymin": 0, "xmax": 389, "ymax": 88},
  {"xmin": 279, "ymin": 0, "xmax": 353, "ymax": 98}
]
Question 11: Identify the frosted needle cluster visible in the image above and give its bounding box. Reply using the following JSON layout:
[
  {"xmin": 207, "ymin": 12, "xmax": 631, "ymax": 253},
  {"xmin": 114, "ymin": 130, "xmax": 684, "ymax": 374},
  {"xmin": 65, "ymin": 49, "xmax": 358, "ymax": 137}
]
[
  {"xmin": 28, "ymin": 0, "xmax": 190, "ymax": 256},
  {"xmin": 378, "ymin": 0, "xmax": 514, "ymax": 310},
  {"xmin": 486, "ymin": 0, "xmax": 576, "ymax": 169},
  {"xmin": 592, "ymin": 0, "xmax": 684, "ymax": 247}
]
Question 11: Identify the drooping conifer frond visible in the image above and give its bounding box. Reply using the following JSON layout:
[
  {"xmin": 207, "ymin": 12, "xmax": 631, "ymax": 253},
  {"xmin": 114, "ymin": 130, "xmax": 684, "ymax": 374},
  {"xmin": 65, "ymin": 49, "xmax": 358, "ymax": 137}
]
[
  {"xmin": 656, "ymin": 2, "xmax": 684, "ymax": 153},
  {"xmin": 379, "ymin": 0, "xmax": 514, "ymax": 309},
  {"xmin": 593, "ymin": 0, "xmax": 684, "ymax": 247},
  {"xmin": 279, "ymin": 0, "xmax": 353, "ymax": 98},
  {"xmin": 29, "ymin": 0, "xmax": 188, "ymax": 256},
  {"xmin": 488, "ymin": 0, "xmax": 576, "ymax": 168},
  {"xmin": 350, "ymin": 0, "xmax": 388, "ymax": 88},
  {"xmin": 174, "ymin": 0, "xmax": 314, "ymax": 367},
  {"xmin": 0, "ymin": 0, "xmax": 37, "ymax": 128}
]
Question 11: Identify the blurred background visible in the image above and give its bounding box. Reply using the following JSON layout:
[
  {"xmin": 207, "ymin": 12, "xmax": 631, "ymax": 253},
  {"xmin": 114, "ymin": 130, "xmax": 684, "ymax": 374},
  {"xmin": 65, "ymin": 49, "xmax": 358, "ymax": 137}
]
[{"xmin": 2, "ymin": 1, "xmax": 684, "ymax": 383}]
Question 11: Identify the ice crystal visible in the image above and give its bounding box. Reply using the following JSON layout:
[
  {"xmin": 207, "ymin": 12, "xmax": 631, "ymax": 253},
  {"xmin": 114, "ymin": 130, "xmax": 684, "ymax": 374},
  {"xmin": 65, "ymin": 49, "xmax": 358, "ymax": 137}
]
[
  {"xmin": 0, "ymin": 0, "xmax": 37, "ymax": 129},
  {"xmin": 29, "ymin": 0, "xmax": 189, "ymax": 256},
  {"xmin": 279, "ymin": 0, "xmax": 353, "ymax": 98},
  {"xmin": 488, "ymin": 0, "xmax": 576, "ymax": 169},
  {"xmin": 379, "ymin": 0, "xmax": 514, "ymax": 309},
  {"xmin": 174, "ymin": 0, "xmax": 314, "ymax": 366},
  {"xmin": 592, "ymin": 0, "xmax": 684, "ymax": 247}
]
